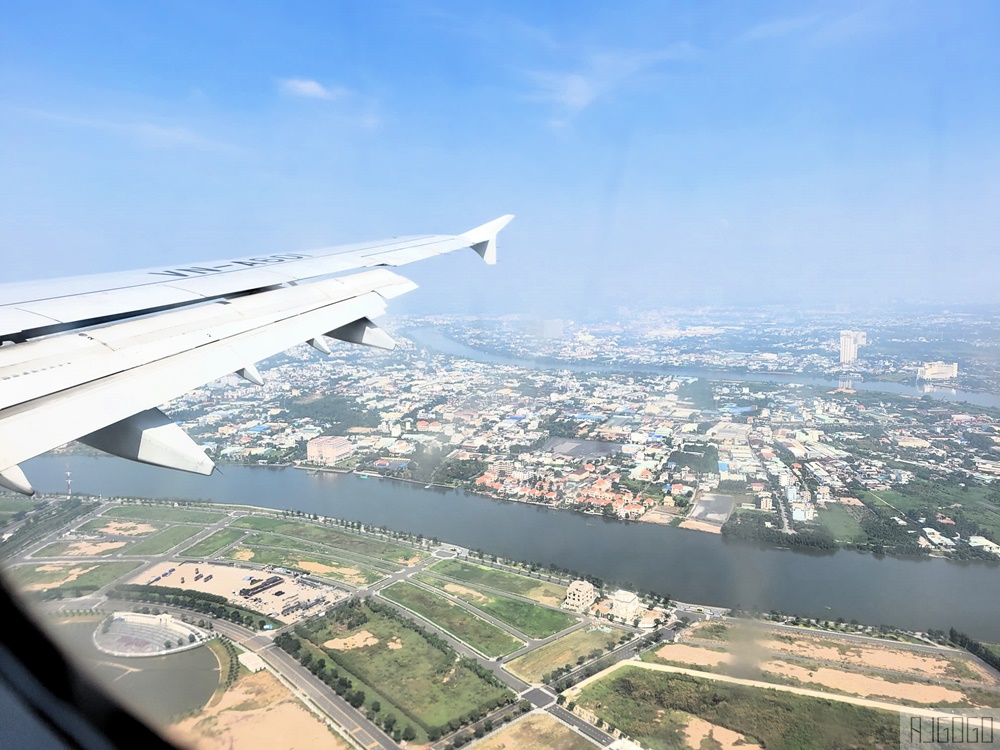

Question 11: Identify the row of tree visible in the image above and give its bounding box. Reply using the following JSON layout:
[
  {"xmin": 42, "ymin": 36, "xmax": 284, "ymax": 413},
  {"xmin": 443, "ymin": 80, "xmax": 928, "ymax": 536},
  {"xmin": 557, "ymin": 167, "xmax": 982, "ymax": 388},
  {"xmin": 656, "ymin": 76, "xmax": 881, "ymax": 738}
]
[
  {"xmin": 112, "ymin": 584, "xmax": 274, "ymax": 630},
  {"xmin": 946, "ymin": 628, "xmax": 1000, "ymax": 672}
]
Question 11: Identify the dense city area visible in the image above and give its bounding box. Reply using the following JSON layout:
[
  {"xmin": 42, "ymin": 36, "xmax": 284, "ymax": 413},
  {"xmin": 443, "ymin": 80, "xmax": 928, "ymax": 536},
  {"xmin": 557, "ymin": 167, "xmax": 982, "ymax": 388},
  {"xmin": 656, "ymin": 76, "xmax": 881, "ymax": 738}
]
[{"xmin": 129, "ymin": 313, "xmax": 1000, "ymax": 562}]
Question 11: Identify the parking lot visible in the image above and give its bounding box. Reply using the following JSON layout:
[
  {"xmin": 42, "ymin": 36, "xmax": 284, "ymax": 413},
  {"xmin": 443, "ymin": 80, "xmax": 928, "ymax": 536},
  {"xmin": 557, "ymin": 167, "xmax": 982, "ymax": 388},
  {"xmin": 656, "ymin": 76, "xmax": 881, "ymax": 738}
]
[{"xmin": 129, "ymin": 561, "xmax": 346, "ymax": 623}]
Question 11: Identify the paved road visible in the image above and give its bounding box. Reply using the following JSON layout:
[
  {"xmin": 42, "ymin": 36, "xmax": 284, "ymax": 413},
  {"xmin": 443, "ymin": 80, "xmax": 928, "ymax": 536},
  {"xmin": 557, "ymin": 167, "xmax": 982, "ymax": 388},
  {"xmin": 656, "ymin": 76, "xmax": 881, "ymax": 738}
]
[
  {"xmin": 91, "ymin": 599, "xmax": 394, "ymax": 750},
  {"xmin": 548, "ymin": 705, "xmax": 615, "ymax": 746},
  {"xmin": 503, "ymin": 618, "xmax": 589, "ymax": 661},
  {"xmin": 372, "ymin": 593, "xmax": 532, "ymax": 694},
  {"xmin": 261, "ymin": 644, "xmax": 397, "ymax": 750}
]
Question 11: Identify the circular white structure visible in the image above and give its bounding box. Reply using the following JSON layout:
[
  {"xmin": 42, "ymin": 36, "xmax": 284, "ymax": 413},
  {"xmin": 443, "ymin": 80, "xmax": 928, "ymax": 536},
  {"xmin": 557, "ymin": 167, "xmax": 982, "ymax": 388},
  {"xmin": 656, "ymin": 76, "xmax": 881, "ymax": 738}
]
[{"xmin": 93, "ymin": 612, "xmax": 210, "ymax": 658}]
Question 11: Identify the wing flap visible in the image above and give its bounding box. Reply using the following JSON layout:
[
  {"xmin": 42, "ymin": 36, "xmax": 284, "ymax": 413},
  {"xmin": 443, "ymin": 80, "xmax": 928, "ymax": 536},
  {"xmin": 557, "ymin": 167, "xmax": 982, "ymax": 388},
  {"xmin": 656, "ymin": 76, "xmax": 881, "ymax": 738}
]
[{"xmin": 0, "ymin": 271, "xmax": 409, "ymax": 475}]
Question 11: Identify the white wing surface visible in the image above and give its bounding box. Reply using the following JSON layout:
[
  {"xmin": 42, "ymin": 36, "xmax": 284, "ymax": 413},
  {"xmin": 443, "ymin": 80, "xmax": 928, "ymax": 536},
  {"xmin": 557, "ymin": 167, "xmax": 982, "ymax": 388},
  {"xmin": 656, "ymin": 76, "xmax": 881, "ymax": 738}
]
[{"xmin": 0, "ymin": 216, "xmax": 512, "ymax": 494}]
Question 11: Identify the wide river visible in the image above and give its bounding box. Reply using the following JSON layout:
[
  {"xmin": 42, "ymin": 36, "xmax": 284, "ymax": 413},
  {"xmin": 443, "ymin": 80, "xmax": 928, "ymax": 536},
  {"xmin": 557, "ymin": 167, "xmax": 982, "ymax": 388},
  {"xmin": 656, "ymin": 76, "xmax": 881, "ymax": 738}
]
[
  {"xmin": 23, "ymin": 455, "xmax": 1000, "ymax": 641},
  {"xmin": 407, "ymin": 327, "xmax": 1000, "ymax": 409}
]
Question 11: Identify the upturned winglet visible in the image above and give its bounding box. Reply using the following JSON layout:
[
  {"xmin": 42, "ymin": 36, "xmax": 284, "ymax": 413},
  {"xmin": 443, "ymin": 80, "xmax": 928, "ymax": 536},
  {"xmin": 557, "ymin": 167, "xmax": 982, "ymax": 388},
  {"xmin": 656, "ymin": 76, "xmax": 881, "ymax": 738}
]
[{"xmin": 461, "ymin": 214, "xmax": 514, "ymax": 265}]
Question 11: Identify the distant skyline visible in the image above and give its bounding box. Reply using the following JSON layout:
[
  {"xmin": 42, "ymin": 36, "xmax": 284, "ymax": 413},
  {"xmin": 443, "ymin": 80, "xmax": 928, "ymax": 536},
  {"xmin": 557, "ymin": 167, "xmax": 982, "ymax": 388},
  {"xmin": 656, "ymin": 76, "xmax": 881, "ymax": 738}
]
[{"xmin": 2, "ymin": 1, "xmax": 999, "ymax": 314}]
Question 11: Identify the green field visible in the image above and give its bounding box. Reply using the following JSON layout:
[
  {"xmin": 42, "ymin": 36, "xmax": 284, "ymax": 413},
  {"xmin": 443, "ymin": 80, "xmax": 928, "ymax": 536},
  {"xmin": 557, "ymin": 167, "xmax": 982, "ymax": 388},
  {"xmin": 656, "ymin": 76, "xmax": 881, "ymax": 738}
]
[
  {"xmin": 417, "ymin": 574, "xmax": 576, "ymax": 638},
  {"xmin": 125, "ymin": 525, "xmax": 204, "ymax": 555},
  {"xmin": 576, "ymin": 666, "xmax": 899, "ymax": 750},
  {"xmin": 9, "ymin": 561, "xmax": 141, "ymax": 595},
  {"xmin": 101, "ymin": 505, "xmax": 227, "ymax": 524},
  {"xmin": 428, "ymin": 559, "xmax": 567, "ymax": 606},
  {"xmin": 506, "ymin": 626, "xmax": 623, "ymax": 683},
  {"xmin": 230, "ymin": 516, "xmax": 425, "ymax": 564},
  {"xmin": 244, "ymin": 532, "xmax": 401, "ymax": 571},
  {"xmin": 178, "ymin": 528, "xmax": 247, "ymax": 557},
  {"xmin": 817, "ymin": 504, "xmax": 867, "ymax": 544},
  {"xmin": 223, "ymin": 545, "xmax": 385, "ymax": 586},
  {"xmin": 74, "ymin": 517, "xmax": 161, "ymax": 536},
  {"xmin": 296, "ymin": 602, "xmax": 511, "ymax": 740},
  {"xmin": 381, "ymin": 583, "xmax": 523, "ymax": 657}
]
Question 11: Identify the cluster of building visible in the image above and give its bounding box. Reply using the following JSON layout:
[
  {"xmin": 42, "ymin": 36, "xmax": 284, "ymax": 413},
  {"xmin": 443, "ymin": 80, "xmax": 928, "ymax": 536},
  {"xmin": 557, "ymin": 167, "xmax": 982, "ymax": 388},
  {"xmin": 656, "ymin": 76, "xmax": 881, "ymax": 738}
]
[
  {"xmin": 155, "ymin": 316, "xmax": 1000, "ymax": 559},
  {"xmin": 562, "ymin": 580, "xmax": 660, "ymax": 626},
  {"xmin": 437, "ymin": 313, "xmax": 985, "ymax": 390}
]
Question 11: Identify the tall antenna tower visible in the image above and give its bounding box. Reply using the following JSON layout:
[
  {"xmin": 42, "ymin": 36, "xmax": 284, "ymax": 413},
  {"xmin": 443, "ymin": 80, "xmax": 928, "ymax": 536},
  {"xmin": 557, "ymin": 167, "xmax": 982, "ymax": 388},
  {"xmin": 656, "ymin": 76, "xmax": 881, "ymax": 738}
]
[{"xmin": 66, "ymin": 465, "xmax": 72, "ymax": 499}]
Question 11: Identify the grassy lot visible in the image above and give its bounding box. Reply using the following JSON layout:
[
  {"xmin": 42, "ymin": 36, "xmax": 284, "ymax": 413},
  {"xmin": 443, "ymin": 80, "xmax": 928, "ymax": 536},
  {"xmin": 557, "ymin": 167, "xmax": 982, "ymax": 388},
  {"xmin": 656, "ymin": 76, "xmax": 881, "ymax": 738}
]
[
  {"xmin": 9, "ymin": 561, "xmax": 141, "ymax": 594},
  {"xmin": 506, "ymin": 626, "xmax": 624, "ymax": 683},
  {"xmin": 297, "ymin": 602, "xmax": 510, "ymax": 741},
  {"xmin": 222, "ymin": 545, "xmax": 385, "ymax": 586},
  {"xmin": 689, "ymin": 622, "xmax": 731, "ymax": 641},
  {"xmin": 126, "ymin": 525, "xmax": 205, "ymax": 556},
  {"xmin": 230, "ymin": 516, "xmax": 424, "ymax": 565},
  {"xmin": 474, "ymin": 713, "xmax": 596, "ymax": 750},
  {"xmin": 381, "ymin": 583, "xmax": 523, "ymax": 658},
  {"xmin": 0, "ymin": 497, "xmax": 39, "ymax": 524},
  {"xmin": 427, "ymin": 559, "xmax": 567, "ymax": 606},
  {"xmin": 576, "ymin": 667, "xmax": 898, "ymax": 750},
  {"xmin": 75, "ymin": 518, "xmax": 161, "ymax": 535},
  {"xmin": 816, "ymin": 504, "xmax": 867, "ymax": 544},
  {"xmin": 872, "ymin": 480, "xmax": 1000, "ymax": 540},
  {"xmin": 102, "ymin": 505, "xmax": 227, "ymax": 524},
  {"xmin": 244, "ymin": 532, "xmax": 401, "ymax": 572},
  {"xmin": 33, "ymin": 541, "xmax": 127, "ymax": 557},
  {"xmin": 179, "ymin": 528, "xmax": 247, "ymax": 558},
  {"xmin": 417, "ymin": 575, "xmax": 576, "ymax": 639}
]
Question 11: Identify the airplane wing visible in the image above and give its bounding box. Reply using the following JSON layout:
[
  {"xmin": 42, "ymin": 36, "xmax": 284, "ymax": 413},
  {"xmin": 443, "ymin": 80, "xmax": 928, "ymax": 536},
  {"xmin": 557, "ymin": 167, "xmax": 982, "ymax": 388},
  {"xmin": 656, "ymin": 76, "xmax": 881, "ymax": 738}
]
[{"xmin": 0, "ymin": 215, "xmax": 513, "ymax": 494}]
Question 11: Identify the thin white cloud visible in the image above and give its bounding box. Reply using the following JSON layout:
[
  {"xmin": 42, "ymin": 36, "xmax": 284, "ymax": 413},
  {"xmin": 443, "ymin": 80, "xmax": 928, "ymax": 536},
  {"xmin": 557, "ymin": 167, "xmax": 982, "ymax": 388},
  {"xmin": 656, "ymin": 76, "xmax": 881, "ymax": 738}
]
[
  {"xmin": 278, "ymin": 78, "xmax": 349, "ymax": 100},
  {"xmin": 740, "ymin": 15, "xmax": 821, "ymax": 42},
  {"xmin": 528, "ymin": 43, "xmax": 696, "ymax": 126},
  {"xmin": 17, "ymin": 108, "xmax": 241, "ymax": 153},
  {"xmin": 740, "ymin": 8, "xmax": 884, "ymax": 46}
]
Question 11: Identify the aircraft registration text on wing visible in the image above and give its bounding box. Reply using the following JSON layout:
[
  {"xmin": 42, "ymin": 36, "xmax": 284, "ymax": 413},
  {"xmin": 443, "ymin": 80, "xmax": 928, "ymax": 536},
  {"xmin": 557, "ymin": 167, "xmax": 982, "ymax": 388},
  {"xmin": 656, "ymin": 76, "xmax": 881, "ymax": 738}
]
[{"xmin": 0, "ymin": 216, "xmax": 512, "ymax": 495}]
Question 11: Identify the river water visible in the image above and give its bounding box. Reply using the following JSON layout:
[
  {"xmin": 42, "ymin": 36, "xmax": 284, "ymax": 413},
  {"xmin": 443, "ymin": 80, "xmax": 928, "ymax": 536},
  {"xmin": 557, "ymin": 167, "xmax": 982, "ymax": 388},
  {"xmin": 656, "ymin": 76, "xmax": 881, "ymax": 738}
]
[
  {"xmin": 23, "ymin": 456, "xmax": 1000, "ymax": 641},
  {"xmin": 406, "ymin": 328, "xmax": 1000, "ymax": 409}
]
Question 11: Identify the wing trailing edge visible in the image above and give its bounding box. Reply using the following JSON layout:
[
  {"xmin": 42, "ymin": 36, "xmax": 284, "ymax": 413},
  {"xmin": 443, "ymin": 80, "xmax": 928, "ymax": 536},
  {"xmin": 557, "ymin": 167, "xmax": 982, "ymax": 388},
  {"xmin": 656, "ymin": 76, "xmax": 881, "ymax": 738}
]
[{"xmin": 0, "ymin": 217, "xmax": 512, "ymax": 492}]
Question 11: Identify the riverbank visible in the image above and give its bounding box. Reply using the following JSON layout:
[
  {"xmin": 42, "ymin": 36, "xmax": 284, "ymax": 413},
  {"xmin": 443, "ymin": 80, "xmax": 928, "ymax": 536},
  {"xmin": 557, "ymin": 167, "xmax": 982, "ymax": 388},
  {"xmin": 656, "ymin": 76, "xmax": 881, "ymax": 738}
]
[{"xmin": 20, "ymin": 455, "xmax": 1000, "ymax": 640}]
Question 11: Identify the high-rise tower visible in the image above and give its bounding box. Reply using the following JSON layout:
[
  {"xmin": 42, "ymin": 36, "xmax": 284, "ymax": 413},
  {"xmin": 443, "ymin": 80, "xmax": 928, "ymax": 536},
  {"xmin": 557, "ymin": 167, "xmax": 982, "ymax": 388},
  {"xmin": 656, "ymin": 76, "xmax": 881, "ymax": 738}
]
[{"xmin": 839, "ymin": 330, "xmax": 866, "ymax": 364}]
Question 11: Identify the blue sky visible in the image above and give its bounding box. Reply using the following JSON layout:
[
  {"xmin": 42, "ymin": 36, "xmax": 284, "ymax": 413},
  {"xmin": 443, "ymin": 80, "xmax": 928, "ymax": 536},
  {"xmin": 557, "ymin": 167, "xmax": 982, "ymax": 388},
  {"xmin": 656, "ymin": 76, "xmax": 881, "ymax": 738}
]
[{"xmin": 2, "ymin": 1, "xmax": 999, "ymax": 313}]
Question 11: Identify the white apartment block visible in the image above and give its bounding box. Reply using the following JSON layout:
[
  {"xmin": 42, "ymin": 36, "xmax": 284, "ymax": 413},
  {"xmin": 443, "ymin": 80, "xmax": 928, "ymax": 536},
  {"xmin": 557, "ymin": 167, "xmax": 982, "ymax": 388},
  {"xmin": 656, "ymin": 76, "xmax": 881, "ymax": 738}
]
[{"xmin": 563, "ymin": 580, "xmax": 598, "ymax": 612}]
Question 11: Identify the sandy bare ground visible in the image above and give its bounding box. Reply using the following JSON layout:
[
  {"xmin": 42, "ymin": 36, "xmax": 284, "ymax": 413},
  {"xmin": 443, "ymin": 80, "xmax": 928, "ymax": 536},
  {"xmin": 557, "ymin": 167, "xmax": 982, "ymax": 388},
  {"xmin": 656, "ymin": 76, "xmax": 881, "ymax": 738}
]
[
  {"xmin": 324, "ymin": 631, "xmax": 378, "ymax": 650},
  {"xmin": 763, "ymin": 661, "xmax": 970, "ymax": 705},
  {"xmin": 387, "ymin": 637, "xmax": 403, "ymax": 650},
  {"xmin": 759, "ymin": 630, "xmax": 996, "ymax": 684},
  {"xmin": 127, "ymin": 562, "xmax": 340, "ymax": 624},
  {"xmin": 683, "ymin": 716, "xmax": 748, "ymax": 749},
  {"xmin": 640, "ymin": 507, "xmax": 681, "ymax": 526},
  {"xmin": 666, "ymin": 631, "xmax": 989, "ymax": 703},
  {"xmin": 568, "ymin": 662, "xmax": 960, "ymax": 719},
  {"xmin": 678, "ymin": 519, "xmax": 722, "ymax": 534},
  {"xmin": 98, "ymin": 521, "xmax": 159, "ymax": 536},
  {"xmin": 24, "ymin": 565, "xmax": 98, "ymax": 591},
  {"xmin": 231, "ymin": 548, "xmax": 254, "ymax": 561},
  {"xmin": 61, "ymin": 541, "xmax": 127, "ymax": 556},
  {"xmin": 167, "ymin": 669, "xmax": 348, "ymax": 750},
  {"xmin": 655, "ymin": 643, "xmax": 733, "ymax": 668},
  {"xmin": 473, "ymin": 712, "xmax": 595, "ymax": 750},
  {"xmin": 443, "ymin": 582, "xmax": 491, "ymax": 604}
]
